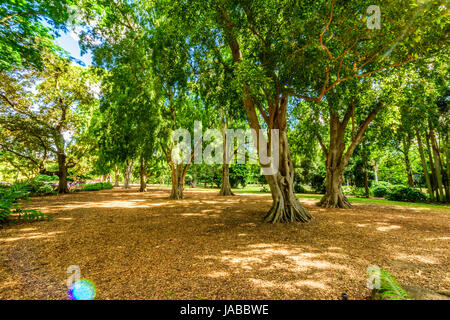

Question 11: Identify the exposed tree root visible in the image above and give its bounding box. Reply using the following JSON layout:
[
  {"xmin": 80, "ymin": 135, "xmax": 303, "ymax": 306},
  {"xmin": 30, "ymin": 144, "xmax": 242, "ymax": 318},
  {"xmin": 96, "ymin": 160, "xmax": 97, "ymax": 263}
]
[
  {"xmin": 318, "ymin": 193, "xmax": 352, "ymax": 208},
  {"xmin": 218, "ymin": 187, "xmax": 234, "ymax": 196},
  {"xmin": 264, "ymin": 196, "xmax": 313, "ymax": 223}
]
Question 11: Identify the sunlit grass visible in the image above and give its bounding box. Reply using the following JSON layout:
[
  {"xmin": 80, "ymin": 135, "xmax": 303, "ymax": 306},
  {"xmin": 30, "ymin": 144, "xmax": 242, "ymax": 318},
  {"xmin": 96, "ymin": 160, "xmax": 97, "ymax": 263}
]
[{"xmin": 149, "ymin": 184, "xmax": 450, "ymax": 213}]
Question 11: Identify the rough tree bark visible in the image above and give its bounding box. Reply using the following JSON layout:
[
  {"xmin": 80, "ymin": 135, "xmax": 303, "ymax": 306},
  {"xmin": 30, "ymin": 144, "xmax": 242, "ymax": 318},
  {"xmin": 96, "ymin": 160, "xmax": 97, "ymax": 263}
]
[
  {"xmin": 362, "ymin": 150, "xmax": 370, "ymax": 197},
  {"xmin": 139, "ymin": 157, "xmax": 147, "ymax": 192},
  {"xmin": 114, "ymin": 165, "xmax": 120, "ymax": 187},
  {"xmin": 219, "ymin": 8, "xmax": 311, "ymax": 223},
  {"xmin": 169, "ymin": 164, "xmax": 186, "ymax": 200},
  {"xmin": 318, "ymin": 102, "xmax": 382, "ymax": 208},
  {"xmin": 219, "ymin": 123, "xmax": 234, "ymax": 196},
  {"xmin": 219, "ymin": 163, "xmax": 234, "ymax": 196},
  {"xmin": 192, "ymin": 167, "xmax": 197, "ymax": 188},
  {"xmin": 405, "ymin": 153, "xmax": 414, "ymax": 188},
  {"xmin": 245, "ymin": 92, "xmax": 312, "ymax": 222},
  {"xmin": 445, "ymin": 136, "xmax": 450, "ymax": 202},
  {"xmin": 56, "ymin": 151, "xmax": 69, "ymax": 194},
  {"xmin": 417, "ymin": 132, "xmax": 434, "ymax": 201},
  {"xmin": 123, "ymin": 159, "xmax": 134, "ymax": 189},
  {"xmin": 430, "ymin": 128, "xmax": 445, "ymax": 202},
  {"xmin": 425, "ymin": 133, "xmax": 439, "ymax": 200}
]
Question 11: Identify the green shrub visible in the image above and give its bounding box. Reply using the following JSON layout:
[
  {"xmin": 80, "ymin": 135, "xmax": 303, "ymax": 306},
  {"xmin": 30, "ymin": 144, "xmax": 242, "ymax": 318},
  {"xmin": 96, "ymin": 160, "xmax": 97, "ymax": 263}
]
[
  {"xmin": 342, "ymin": 185, "xmax": 368, "ymax": 198},
  {"xmin": 385, "ymin": 185, "xmax": 427, "ymax": 202},
  {"xmin": 32, "ymin": 174, "xmax": 59, "ymax": 183},
  {"xmin": 229, "ymin": 165, "xmax": 249, "ymax": 188},
  {"xmin": 294, "ymin": 183, "xmax": 307, "ymax": 193},
  {"xmin": 82, "ymin": 182, "xmax": 114, "ymax": 191},
  {"xmin": 16, "ymin": 179, "xmax": 58, "ymax": 197},
  {"xmin": 372, "ymin": 185, "xmax": 388, "ymax": 197},
  {"xmin": 0, "ymin": 184, "xmax": 52, "ymax": 224},
  {"xmin": 102, "ymin": 182, "xmax": 114, "ymax": 189},
  {"xmin": 311, "ymin": 174, "xmax": 326, "ymax": 194}
]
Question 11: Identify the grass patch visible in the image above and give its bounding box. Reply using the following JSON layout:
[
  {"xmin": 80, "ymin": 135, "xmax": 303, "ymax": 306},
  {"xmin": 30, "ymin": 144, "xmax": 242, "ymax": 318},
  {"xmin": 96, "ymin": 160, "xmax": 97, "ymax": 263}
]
[{"xmin": 148, "ymin": 184, "xmax": 450, "ymax": 213}]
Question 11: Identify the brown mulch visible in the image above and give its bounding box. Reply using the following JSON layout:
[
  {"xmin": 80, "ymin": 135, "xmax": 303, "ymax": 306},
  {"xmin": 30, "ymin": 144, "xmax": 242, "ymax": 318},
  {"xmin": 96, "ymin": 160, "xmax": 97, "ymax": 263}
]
[{"xmin": 0, "ymin": 187, "xmax": 448, "ymax": 300}]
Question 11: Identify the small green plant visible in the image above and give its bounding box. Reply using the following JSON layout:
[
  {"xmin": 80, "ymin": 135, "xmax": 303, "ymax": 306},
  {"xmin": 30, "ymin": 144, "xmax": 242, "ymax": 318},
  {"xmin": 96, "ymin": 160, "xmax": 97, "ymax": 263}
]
[
  {"xmin": 385, "ymin": 185, "xmax": 427, "ymax": 203},
  {"xmin": 294, "ymin": 183, "xmax": 307, "ymax": 193},
  {"xmin": 0, "ymin": 184, "xmax": 52, "ymax": 224},
  {"xmin": 372, "ymin": 185, "xmax": 388, "ymax": 197},
  {"xmin": 368, "ymin": 268, "xmax": 413, "ymax": 300},
  {"xmin": 82, "ymin": 182, "xmax": 114, "ymax": 191}
]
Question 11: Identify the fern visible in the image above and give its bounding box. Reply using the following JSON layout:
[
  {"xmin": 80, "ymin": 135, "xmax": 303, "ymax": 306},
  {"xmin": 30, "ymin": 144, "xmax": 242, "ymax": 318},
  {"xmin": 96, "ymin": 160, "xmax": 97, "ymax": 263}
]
[
  {"xmin": 0, "ymin": 184, "xmax": 52, "ymax": 224},
  {"xmin": 369, "ymin": 268, "xmax": 413, "ymax": 300}
]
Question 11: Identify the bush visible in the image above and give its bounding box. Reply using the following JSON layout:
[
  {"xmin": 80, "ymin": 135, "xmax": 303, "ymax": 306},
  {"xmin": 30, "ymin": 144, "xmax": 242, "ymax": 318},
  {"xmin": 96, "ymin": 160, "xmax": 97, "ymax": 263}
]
[
  {"xmin": 311, "ymin": 174, "xmax": 326, "ymax": 194},
  {"xmin": 82, "ymin": 182, "xmax": 114, "ymax": 191},
  {"xmin": 372, "ymin": 185, "xmax": 388, "ymax": 197},
  {"xmin": 385, "ymin": 185, "xmax": 427, "ymax": 203},
  {"xmin": 342, "ymin": 185, "xmax": 368, "ymax": 198},
  {"xmin": 101, "ymin": 182, "xmax": 114, "ymax": 190},
  {"xmin": 294, "ymin": 183, "xmax": 307, "ymax": 193},
  {"xmin": 229, "ymin": 165, "xmax": 249, "ymax": 188},
  {"xmin": 8, "ymin": 180, "xmax": 57, "ymax": 197}
]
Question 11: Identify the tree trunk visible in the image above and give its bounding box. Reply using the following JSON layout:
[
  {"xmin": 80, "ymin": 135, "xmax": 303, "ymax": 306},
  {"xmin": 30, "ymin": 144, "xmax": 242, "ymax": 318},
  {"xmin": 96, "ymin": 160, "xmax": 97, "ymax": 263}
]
[
  {"xmin": 169, "ymin": 164, "xmax": 185, "ymax": 200},
  {"xmin": 417, "ymin": 132, "xmax": 434, "ymax": 202},
  {"xmin": 362, "ymin": 150, "xmax": 370, "ymax": 197},
  {"xmin": 123, "ymin": 159, "xmax": 134, "ymax": 189},
  {"xmin": 219, "ymin": 12, "xmax": 312, "ymax": 223},
  {"xmin": 219, "ymin": 124, "xmax": 234, "ymax": 196},
  {"xmin": 114, "ymin": 165, "xmax": 120, "ymax": 187},
  {"xmin": 445, "ymin": 136, "xmax": 450, "ymax": 202},
  {"xmin": 57, "ymin": 151, "xmax": 69, "ymax": 194},
  {"xmin": 405, "ymin": 153, "xmax": 414, "ymax": 187},
  {"xmin": 425, "ymin": 133, "xmax": 438, "ymax": 200},
  {"xmin": 262, "ymin": 130, "xmax": 313, "ymax": 223},
  {"xmin": 318, "ymin": 113, "xmax": 352, "ymax": 208},
  {"xmin": 319, "ymin": 167, "xmax": 351, "ymax": 208},
  {"xmin": 139, "ymin": 157, "xmax": 147, "ymax": 192},
  {"xmin": 430, "ymin": 129, "xmax": 445, "ymax": 201},
  {"xmin": 219, "ymin": 163, "xmax": 234, "ymax": 196},
  {"xmin": 192, "ymin": 168, "xmax": 197, "ymax": 188}
]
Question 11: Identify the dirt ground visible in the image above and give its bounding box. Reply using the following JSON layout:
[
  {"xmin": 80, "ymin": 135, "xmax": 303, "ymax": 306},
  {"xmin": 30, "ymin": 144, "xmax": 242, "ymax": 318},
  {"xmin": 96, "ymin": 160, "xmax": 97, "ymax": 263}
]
[{"xmin": 0, "ymin": 187, "xmax": 449, "ymax": 300}]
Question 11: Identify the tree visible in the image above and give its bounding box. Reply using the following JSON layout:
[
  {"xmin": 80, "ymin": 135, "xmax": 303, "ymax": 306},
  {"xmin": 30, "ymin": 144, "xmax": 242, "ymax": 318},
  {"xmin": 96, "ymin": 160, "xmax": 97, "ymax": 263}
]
[
  {"xmin": 156, "ymin": 0, "xmax": 446, "ymax": 220},
  {"xmin": 79, "ymin": 0, "xmax": 447, "ymax": 219},
  {"xmin": 0, "ymin": 0, "xmax": 77, "ymax": 70},
  {"xmin": 0, "ymin": 55, "xmax": 96, "ymax": 192}
]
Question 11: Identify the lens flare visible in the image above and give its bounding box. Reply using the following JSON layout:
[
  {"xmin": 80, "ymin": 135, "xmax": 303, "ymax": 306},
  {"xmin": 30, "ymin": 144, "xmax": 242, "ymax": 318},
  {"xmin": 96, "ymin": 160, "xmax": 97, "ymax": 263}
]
[{"xmin": 68, "ymin": 279, "xmax": 96, "ymax": 300}]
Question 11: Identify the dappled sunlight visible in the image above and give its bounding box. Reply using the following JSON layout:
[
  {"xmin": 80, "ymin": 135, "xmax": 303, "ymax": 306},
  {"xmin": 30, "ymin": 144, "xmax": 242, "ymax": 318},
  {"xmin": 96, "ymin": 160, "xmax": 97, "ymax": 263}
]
[
  {"xmin": 423, "ymin": 237, "xmax": 450, "ymax": 241},
  {"xmin": 395, "ymin": 253, "xmax": 440, "ymax": 265},
  {"xmin": 199, "ymin": 243, "xmax": 351, "ymax": 297},
  {"xmin": 206, "ymin": 271, "xmax": 230, "ymax": 278},
  {"xmin": 180, "ymin": 213, "xmax": 205, "ymax": 217},
  {"xmin": 249, "ymin": 278, "xmax": 329, "ymax": 293},
  {"xmin": 0, "ymin": 231, "xmax": 64, "ymax": 242},
  {"xmin": 1, "ymin": 187, "xmax": 448, "ymax": 299},
  {"xmin": 17, "ymin": 227, "xmax": 37, "ymax": 232},
  {"xmin": 376, "ymin": 225, "xmax": 401, "ymax": 232}
]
